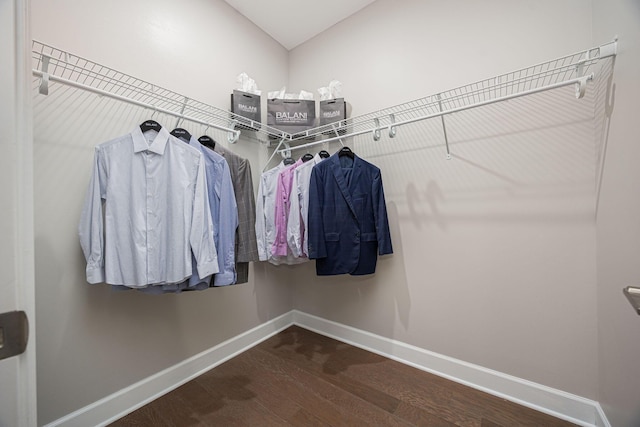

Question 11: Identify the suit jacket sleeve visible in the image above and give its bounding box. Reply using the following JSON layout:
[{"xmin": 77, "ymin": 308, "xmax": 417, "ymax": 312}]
[
  {"xmin": 307, "ymin": 166, "xmax": 326, "ymax": 259},
  {"xmin": 235, "ymin": 158, "xmax": 259, "ymax": 263},
  {"xmin": 255, "ymin": 173, "xmax": 269, "ymax": 261},
  {"xmin": 373, "ymin": 169, "xmax": 393, "ymax": 255}
]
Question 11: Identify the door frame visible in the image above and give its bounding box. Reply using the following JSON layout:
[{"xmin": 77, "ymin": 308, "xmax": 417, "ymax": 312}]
[{"xmin": 8, "ymin": 0, "xmax": 37, "ymax": 425}]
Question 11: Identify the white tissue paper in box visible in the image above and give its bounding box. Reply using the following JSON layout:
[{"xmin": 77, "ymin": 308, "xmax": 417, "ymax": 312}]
[
  {"xmin": 236, "ymin": 72, "xmax": 261, "ymax": 96},
  {"xmin": 318, "ymin": 80, "xmax": 343, "ymax": 100},
  {"xmin": 269, "ymin": 87, "xmax": 287, "ymax": 99},
  {"xmin": 298, "ymin": 90, "xmax": 314, "ymax": 100},
  {"xmin": 268, "ymin": 87, "xmax": 315, "ymax": 100}
]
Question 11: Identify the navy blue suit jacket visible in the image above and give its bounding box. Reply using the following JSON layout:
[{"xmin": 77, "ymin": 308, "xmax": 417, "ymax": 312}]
[{"xmin": 308, "ymin": 153, "xmax": 393, "ymax": 275}]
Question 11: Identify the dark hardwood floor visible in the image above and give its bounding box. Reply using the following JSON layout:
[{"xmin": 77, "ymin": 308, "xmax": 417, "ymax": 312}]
[{"xmin": 110, "ymin": 326, "xmax": 576, "ymax": 426}]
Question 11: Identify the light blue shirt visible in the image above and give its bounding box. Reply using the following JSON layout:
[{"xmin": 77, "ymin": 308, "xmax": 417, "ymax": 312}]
[
  {"xmin": 189, "ymin": 136, "xmax": 238, "ymax": 287},
  {"xmin": 78, "ymin": 126, "xmax": 219, "ymax": 287},
  {"xmin": 133, "ymin": 135, "xmax": 239, "ymax": 294}
]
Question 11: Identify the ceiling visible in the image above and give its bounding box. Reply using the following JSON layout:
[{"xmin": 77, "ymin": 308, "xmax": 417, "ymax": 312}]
[{"xmin": 223, "ymin": 0, "xmax": 377, "ymax": 50}]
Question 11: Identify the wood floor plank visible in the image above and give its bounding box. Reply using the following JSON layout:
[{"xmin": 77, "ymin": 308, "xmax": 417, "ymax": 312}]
[
  {"xmin": 258, "ymin": 326, "xmax": 575, "ymax": 427},
  {"xmin": 110, "ymin": 326, "xmax": 578, "ymax": 427},
  {"xmin": 196, "ymin": 353, "xmax": 326, "ymax": 426},
  {"xmin": 259, "ymin": 326, "xmax": 466, "ymax": 425},
  {"xmin": 108, "ymin": 404, "xmax": 169, "ymax": 427},
  {"xmin": 228, "ymin": 345, "xmax": 411, "ymax": 426},
  {"xmin": 252, "ymin": 347, "xmax": 414, "ymax": 426},
  {"xmin": 393, "ymin": 401, "xmax": 459, "ymax": 427}
]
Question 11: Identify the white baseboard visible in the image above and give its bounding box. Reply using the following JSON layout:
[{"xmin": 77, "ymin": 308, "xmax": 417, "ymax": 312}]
[
  {"xmin": 44, "ymin": 311, "xmax": 294, "ymax": 427},
  {"xmin": 45, "ymin": 309, "xmax": 610, "ymax": 427},
  {"xmin": 292, "ymin": 310, "xmax": 609, "ymax": 427}
]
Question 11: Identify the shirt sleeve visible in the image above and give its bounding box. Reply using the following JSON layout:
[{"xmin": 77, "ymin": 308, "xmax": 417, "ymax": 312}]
[
  {"xmin": 190, "ymin": 155, "xmax": 219, "ymax": 278},
  {"xmin": 78, "ymin": 146, "xmax": 107, "ymax": 284},
  {"xmin": 271, "ymin": 169, "xmax": 290, "ymax": 257},
  {"xmin": 255, "ymin": 173, "xmax": 268, "ymax": 261},
  {"xmin": 213, "ymin": 159, "xmax": 238, "ymax": 286},
  {"xmin": 287, "ymin": 169, "xmax": 303, "ymax": 258}
]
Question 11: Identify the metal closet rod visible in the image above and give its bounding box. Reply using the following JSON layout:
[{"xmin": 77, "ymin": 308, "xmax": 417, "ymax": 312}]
[{"xmin": 32, "ymin": 69, "xmax": 242, "ymax": 143}]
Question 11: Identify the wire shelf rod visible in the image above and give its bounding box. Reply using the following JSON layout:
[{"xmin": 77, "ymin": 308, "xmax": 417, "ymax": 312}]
[
  {"xmin": 288, "ymin": 58, "xmax": 601, "ymax": 140},
  {"xmin": 278, "ymin": 73, "xmax": 594, "ymax": 154},
  {"xmin": 284, "ymin": 42, "xmax": 614, "ymax": 142},
  {"xmin": 32, "ymin": 39, "xmax": 616, "ymax": 148},
  {"xmin": 32, "ymin": 69, "xmax": 241, "ymax": 139},
  {"xmin": 31, "ymin": 41, "xmax": 289, "ymax": 140}
]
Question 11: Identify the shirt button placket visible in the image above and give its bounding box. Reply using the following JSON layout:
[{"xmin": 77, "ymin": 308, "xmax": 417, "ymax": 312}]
[{"xmin": 146, "ymin": 151, "xmax": 153, "ymax": 283}]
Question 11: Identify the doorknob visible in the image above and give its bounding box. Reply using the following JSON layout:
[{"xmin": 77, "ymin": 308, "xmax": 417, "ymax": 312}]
[{"xmin": 0, "ymin": 311, "xmax": 28, "ymax": 361}]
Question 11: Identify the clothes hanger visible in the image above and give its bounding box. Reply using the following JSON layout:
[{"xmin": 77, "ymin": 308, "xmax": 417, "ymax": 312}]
[
  {"xmin": 318, "ymin": 150, "xmax": 330, "ymax": 159},
  {"xmin": 140, "ymin": 119, "xmax": 162, "ymax": 133},
  {"xmin": 170, "ymin": 127, "xmax": 192, "ymax": 143},
  {"xmin": 283, "ymin": 157, "xmax": 296, "ymax": 165},
  {"xmin": 338, "ymin": 146, "xmax": 354, "ymax": 159},
  {"xmin": 301, "ymin": 153, "xmax": 314, "ymax": 162},
  {"xmin": 198, "ymin": 135, "xmax": 216, "ymax": 150}
]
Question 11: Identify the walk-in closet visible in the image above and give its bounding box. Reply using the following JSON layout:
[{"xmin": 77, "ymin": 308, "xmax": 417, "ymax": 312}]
[{"xmin": 1, "ymin": 1, "xmax": 639, "ymax": 426}]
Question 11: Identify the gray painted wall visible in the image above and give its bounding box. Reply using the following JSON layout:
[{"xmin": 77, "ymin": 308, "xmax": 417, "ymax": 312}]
[
  {"xmin": 30, "ymin": 0, "xmax": 640, "ymax": 425},
  {"xmin": 31, "ymin": 0, "xmax": 292, "ymax": 424},
  {"xmin": 593, "ymin": 0, "xmax": 640, "ymax": 425},
  {"xmin": 288, "ymin": 0, "xmax": 599, "ymax": 399}
]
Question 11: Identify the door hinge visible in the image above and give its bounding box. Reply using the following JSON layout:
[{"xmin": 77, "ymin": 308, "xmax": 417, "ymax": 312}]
[{"xmin": 0, "ymin": 311, "xmax": 29, "ymax": 361}]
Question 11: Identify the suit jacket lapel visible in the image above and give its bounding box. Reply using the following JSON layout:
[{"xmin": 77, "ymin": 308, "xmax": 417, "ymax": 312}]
[
  {"xmin": 350, "ymin": 155, "xmax": 363, "ymax": 194},
  {"xmin": 330, "ymin": 154, "xmax": 358, "ymax": 221}
]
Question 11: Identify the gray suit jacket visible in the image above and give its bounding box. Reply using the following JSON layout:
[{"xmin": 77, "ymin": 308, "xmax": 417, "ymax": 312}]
[{"xmin": 213, "ymin": 143, "xmax": 258, "ymax": 284}]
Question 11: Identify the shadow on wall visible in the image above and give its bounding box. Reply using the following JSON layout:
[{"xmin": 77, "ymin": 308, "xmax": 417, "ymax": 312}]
[
  {"xmin": 362, "ymin": 81, "xmax": 602, "ymax": 227},
  {"xmin": 594, "ymin": 57, "xmax": 616, "ymax": 218}
]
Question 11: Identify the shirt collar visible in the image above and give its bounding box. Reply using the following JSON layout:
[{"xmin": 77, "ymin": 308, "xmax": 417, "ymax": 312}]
[{"xmin": 132, "ymin": 126, "xmax": 170, "ymax": 155}]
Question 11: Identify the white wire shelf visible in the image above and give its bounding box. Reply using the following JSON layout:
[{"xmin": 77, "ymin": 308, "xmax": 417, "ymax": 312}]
[
  {"xmin": 31, "ymin": 40, "xmax": 288, "ymax": 144},
  {"xmin": 272, "ymin": 39, "xmax": 617, "ymax": 161},
  {"xmin": 32, "ymin": 39, "xmax": 616, "ymax": 153}
]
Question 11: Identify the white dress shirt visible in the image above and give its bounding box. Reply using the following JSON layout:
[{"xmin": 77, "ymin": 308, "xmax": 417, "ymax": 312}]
[
  {"xmin": 287, "ymin": 154, "xmax": 325, "ymax": 258},
  {"xmin": 255, "ymin": 161, "xmax": 309, "ymax": 266},
  {"xmin": 78, "ymin": 126, "xmax": 219, "ymax": 287}
]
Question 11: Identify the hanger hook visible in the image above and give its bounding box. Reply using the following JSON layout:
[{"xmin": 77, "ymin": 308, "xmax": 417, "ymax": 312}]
[
  {"xmin": 280, "ymin": 141, "xmax": 292, "ymax": 159},
  {"xmin": 389, "ymin": 114, "xmax": 397, "ymax": 138},
  {"xmin": 228, "ymin": 130, "xmax": 241, "ymax": 144},
  {"xmin": 38, "ymin": 55, "xmax": 51, "ymax": 96},
  {"xmin": 227, "ymin": 119, "xmax": 240, "ymax": 144},
  {"xmin": 575, "ymin": 74, "xmax": 592, "ymax": 99},
  {"xmin": 373, "ymin": 117, "xmax": 381, "ymax": 141}
]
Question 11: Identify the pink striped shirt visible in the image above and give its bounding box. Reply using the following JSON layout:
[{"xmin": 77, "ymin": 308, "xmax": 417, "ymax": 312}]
[{"xmin": 271, "ymin": 159, "xmax": 303, "ymax": 257}]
